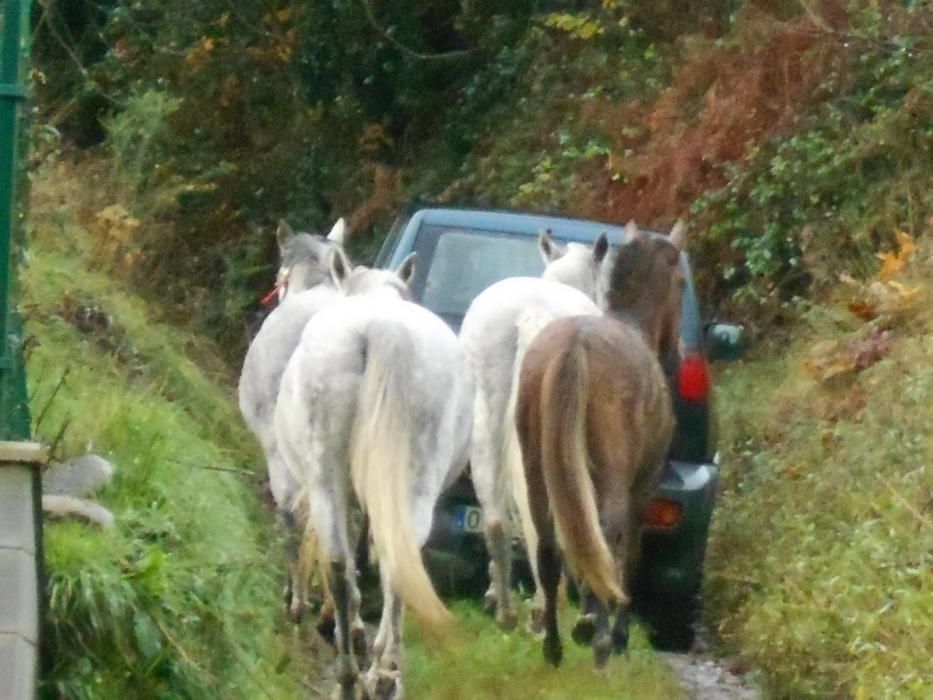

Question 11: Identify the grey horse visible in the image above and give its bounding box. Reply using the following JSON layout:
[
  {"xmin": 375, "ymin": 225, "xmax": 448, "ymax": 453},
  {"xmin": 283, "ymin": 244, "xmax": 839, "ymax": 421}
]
[
  {"xmin": 275, "ymin": 257, "xmax": 472, "ymax": 700},
  {"xmin": 238, "ymin": 218, "xmax": 347, "ymax": 625}
]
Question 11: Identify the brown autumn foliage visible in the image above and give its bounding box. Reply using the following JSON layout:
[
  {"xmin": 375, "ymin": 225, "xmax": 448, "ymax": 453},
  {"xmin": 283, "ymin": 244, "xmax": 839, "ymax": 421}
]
[{"xmin": 578, "ymin": 4, "xmax": 853, "ymax": 227}]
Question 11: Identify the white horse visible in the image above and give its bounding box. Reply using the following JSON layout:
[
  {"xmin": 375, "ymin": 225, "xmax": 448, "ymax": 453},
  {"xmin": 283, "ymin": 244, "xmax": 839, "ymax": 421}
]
[
  {"xmin": 238, "ymin": 218, "xmax": 347, "ymax": 624},
  {"xmin": 459, "ymin": 230, "xmax": 608, "ymax": 629},
  {"xmin": 274, "ymin": 256, "xmax": 472, "ymax": 700}
]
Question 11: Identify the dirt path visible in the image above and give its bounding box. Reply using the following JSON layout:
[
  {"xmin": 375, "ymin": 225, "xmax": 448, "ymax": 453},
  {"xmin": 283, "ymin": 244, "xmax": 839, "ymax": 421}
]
[{"xmin": 662, "ymin": 651, "xmax": 761, "ymax": 700}]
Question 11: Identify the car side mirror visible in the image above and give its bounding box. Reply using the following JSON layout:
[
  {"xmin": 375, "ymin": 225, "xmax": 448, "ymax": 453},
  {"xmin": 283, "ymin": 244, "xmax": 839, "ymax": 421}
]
[{"xmin": 705, "ymin": 322, "xmax": 746, "ymax": 361}]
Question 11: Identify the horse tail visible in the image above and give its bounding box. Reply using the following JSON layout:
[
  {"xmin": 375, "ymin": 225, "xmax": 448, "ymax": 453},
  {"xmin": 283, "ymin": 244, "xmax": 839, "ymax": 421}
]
[
  {"xmin": 499, "ymin": 309, "xmax": 558, "ymax": 572},
  {"xmin": 350, "ymin": 322, "xmax": 451, "ymax": 630},
  {"xmin": 539, "ymin": 340, "xmax": 626, "ymax": 605}
]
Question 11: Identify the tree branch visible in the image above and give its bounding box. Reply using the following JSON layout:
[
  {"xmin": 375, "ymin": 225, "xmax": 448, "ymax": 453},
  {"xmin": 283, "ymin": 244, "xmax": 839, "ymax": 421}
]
[{"xmin": 358, "ymin": 0, "xmax": 476, "ymax": 62}]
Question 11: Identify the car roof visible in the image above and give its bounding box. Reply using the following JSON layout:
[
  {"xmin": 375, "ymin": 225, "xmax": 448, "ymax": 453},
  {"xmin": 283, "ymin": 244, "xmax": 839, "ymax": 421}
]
[
  {"xmin": 378, "ymin": 206, "xmax": 704, "ymax": 351},
  {"xmin": 415, "ymin": 207, "xmax": 660, "ymax": 244}
]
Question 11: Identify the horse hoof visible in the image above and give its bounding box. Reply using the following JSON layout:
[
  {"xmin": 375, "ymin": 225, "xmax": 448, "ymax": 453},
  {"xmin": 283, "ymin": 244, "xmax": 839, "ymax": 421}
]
[
  {"xmin": 316, "ymin": 612, "xmax": 336, "ymax": 646},
  {"xmin": 483, "ymin": 589, "xmax": 497, "ymax": 616},
  {"xmin": 594, "ymin": 638, "xmax": 612, "ymax": 669},
  {"xmin": 543, "ymin": 636, "xmax": 563, "ymax": 667},
  {"xmin": 496, "ymin": 608, "xmax": 518, "ymax": 631},
  {"xmin": 332, "ymin": 680, "xmax": 367, "ymax": 700},
  {"xmin": 371, "ymin": 670, "xmax": 403, "ymax": 700},
  {"xmin": 611, "ymin": 626, "xmax": 629, "ymax": 654},
  {"xmin": 352, "ymin": 626, "xmax": 369, "ymax": 666},
  {"xmin": 571, "ymin": 614, "xmax": 596, "ymax": 646},
  {"xmin": 527, "ymin": 607, "xmax": 545, "ymax": 636},
  {"xmin": 286, "ymin": 599, "xmax": 306, "ymax": 624}
]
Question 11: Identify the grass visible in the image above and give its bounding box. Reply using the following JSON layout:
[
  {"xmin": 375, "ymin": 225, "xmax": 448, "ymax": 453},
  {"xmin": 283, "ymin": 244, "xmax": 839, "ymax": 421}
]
[
  {"xmin": 706, "ymin": 243, "xmax": 933, "ymax": 698},
  {"xmin": 406, "ymin": 602, "xmax": 685, "ymax": 700},
  {"xmin": 26, "ymin": 161, "xmax": 311, "ymax": 698}
]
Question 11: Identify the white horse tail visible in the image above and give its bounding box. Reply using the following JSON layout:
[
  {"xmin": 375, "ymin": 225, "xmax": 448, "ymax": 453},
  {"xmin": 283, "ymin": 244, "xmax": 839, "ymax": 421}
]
[
  {"xmin": 539, "ymin": 340, "xmax": 625, "ymax": 605},
  {"xmin": 501, "ymin": 309, "xmax": 559, "ymax": 574},
  {"xmin": 350, "ymin": 323, "xmax": 451, "ymax": 629}
]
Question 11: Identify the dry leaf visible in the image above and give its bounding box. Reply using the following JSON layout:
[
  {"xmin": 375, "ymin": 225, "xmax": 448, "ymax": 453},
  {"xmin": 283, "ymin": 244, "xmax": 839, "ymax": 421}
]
[
  {"xmin": 847, "ymin": 299, "xmax": 877, "ymax": 321},
  {"xmin": 876, "ymin": 250, "xmax": 906, "ymax": 279},
  {"xmin": 894, "ymin": 230, "xmax": 916, "ymax": 259},
  {"xmin": 876, "ymin": 231, "xmax": 917, "ymax": 280}
]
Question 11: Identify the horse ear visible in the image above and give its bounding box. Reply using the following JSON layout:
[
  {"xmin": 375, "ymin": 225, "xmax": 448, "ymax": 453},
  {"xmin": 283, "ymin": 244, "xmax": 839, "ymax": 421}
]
[
  {"xmin": 669, "ymin": 219, "xmax": 688, "ymax": 252},
  {"xmin": 538, "ymin": 229, "xmax": 564, "ymax": 262},
  {"xmin": 276, "ymin": 220, "xmax": 294, "ymax": 248},
  {"xmin": 326, "ymin": 217, "xmax": 347, "ymax": 245},
  {"xmin": 623, "ymin": 220, "xmax": 643, "ymax": 243},
  {"xmin": 593, "ymin": 233, "xmax": 609, "ymax": 265},
  {"xmin": 395, "ymin": 252, "xmax": 418, "ymax": 285},
  {"xmin": 328, "ymin": 246, "xmax": 351, "ymax": 289}
]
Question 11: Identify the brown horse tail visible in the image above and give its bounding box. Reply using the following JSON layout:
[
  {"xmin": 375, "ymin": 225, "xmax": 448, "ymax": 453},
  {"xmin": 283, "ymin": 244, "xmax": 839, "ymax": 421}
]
[
  {"xmin": 539, "ymin": 340, "xmax": 626, "ymax": 605},
  {"xmin": 350, "ymin": 323, "xmax": 452, "ymax": 630}
]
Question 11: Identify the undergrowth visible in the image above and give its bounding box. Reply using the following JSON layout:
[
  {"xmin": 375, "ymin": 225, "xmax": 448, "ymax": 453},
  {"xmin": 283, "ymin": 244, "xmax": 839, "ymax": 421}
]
[
  {"xmin": 25, "ymin": 160, "xmax": 312, "ymax": 698},
  {"xmin": 707, "ymin": 237, "xmax": 933, "ymax": 698}
]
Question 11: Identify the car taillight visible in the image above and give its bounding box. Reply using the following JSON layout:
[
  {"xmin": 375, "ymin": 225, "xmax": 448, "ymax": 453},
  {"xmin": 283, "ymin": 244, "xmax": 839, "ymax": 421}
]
[
  {"xmin": 678, "ymin": 352, "xmax": 710, "ymax": 402},
  {"xmin": 642, "ymin": 498, "xmax": 683, "ymax": 530}
]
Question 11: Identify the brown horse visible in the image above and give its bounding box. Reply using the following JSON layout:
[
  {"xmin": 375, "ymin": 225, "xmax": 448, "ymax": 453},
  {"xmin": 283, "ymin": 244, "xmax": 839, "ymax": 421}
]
[{"xmin": 515, "ymin": 220, "xmax": 686, "ymax": 668}]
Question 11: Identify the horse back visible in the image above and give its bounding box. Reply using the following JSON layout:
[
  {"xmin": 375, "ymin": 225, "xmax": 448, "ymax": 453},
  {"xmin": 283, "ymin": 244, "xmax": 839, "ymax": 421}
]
[{"xmin": 522, "ymin": 315, "xmax": 673, "ymax": 496}]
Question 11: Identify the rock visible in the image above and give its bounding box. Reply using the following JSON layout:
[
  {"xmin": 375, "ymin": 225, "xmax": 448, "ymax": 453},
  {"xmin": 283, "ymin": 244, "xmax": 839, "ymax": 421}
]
[
  {"xmin": 42, "ymin": 454, "xmax": 115, "ymax": 498},
  {"xmin": 42, "ymin": 495, "xmax": 114, "ymax": 529}
]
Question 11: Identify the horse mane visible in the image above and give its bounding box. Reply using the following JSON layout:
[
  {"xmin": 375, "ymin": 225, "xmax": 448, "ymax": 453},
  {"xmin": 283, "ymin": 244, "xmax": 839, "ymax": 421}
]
[
  {"xmin": 280, "ymin": 233, "xmax": 329, "ymax": 268},
  {"xmin": 604, "ymin": 238, "xmax": 677, "ymax": 309}
]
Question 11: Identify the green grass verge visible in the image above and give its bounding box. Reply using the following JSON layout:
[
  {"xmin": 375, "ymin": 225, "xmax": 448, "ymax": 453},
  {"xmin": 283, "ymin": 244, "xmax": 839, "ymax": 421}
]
[
  {"xmin": 25, "ymin": 168, "xmax": 307, "ymax": 698},
  {"xmin": 707, "ymin": 262, "xmax": 933, "ymax": 698},
  {"xmin": 406, "ymin": 602, "xmax": 685, "ymax": 700}
]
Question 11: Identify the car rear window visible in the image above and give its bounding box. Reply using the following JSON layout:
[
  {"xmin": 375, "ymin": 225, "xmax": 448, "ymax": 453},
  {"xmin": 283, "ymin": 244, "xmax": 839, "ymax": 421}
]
[{"xmin": 412, "ymin": 226, "xmax": 544, "ymax": 319}]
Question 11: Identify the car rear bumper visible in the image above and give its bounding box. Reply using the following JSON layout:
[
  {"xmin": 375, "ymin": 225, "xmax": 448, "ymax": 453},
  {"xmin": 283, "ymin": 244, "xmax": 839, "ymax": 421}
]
[
  {"xmin": 426, "ymin": 458, "xmax": 721, "ymax": 600},
  {"xmin": 636, "ymin": 458, "xmax": 720, "ymax": 601}
]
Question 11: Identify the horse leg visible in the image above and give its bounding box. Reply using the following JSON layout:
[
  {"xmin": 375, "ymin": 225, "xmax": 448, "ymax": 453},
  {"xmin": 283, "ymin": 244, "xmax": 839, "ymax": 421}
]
[
  {"xmin": 330, "ymin": 560, "xmax": 365, "ymax": 700},
  {"xmin": 484, "ymin": 517, "xmax": 517, "ymax": 629},
  {"xmin": 609, "ymin": 503, "xmax": 641, "ymax": 655},
  {"xmin": 349, "ymin": 569, "xmax": 368, "ymax": 671},
  {"xmin": 529, "ymin": 585, "xmax": 546, "ymax": 635},
  {"xmin": 355, "ymin": 514, "xmax": 371, "ymax": 577},
  {"xmin": 538, "ymin": 537, "xmax": 564, "ymax": 667},
  {"xmin": 572, "ymin": 587, "xmax": 599, "ymax": 646},
  {"xmin": 591, "ymin": 597, "xmax": 613, "ymax": 669},
  {"xmin": 517, "ymin": 355, "xmax": 562, "ymax": 664},
  {"xmin": 367, "ymin": 565, "xmax": 404, "ymax": 700},
  {"xmin": 471, "ymin": 385, "xmax": 517, "ymax": 628},
  {"xmin": 282, "ymin": 510, "xmax": 308, "ymax": 624},
  {"xmin": 317, "ymin": 559, "xmax": 336, "ymax": 645},
  {"xmin": 511, "ymin": 457, "xmax": 545, "ymax": 634}
]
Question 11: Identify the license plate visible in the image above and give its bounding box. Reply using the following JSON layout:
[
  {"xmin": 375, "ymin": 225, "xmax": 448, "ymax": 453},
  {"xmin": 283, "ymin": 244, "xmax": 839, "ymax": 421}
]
[{"xmin": 450, "ymin": 505, "xmax": 484, "ymax": 533}]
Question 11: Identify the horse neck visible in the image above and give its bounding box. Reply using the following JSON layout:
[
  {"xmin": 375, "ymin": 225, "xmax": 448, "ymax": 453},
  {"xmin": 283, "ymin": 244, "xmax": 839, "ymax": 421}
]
[
  {"xmin": 605, "ymin": 303, "xmax": 667, "ymax": 356},
  {"xmin": 542, "ymin": 256, "xmax": 595, "ymax": 299},
  {"xmin": 286, "ymin": 266, "xmax": 332, "ymax": 296}
]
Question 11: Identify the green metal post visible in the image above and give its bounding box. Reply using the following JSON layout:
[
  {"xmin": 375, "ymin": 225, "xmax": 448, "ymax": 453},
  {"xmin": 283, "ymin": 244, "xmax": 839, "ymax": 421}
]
[
  {"xmin": 0, "ymin": 0, "xmax": 28, "ymax": 367},
  {"xmin": 0, "ymin": 2, "xmax": 40, "ymax": 699}
]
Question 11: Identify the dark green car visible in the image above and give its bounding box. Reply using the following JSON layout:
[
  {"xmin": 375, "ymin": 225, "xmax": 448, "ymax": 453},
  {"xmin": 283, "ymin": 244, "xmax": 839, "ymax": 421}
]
[{"xmin": 374, "ymin": 207, "xmax": 743, "ymax": 650}]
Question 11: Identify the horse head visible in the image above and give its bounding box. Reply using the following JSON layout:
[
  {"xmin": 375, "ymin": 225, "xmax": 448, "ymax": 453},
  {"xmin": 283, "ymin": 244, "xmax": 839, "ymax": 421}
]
[
  {"xmin": 598, "ymin": 220, "xmax": 687, "ymax": 358},
  {"xmin": 330, "ymin": 251, "xmax": 418, "ymax": 301},
  {"xmin": 539, "ymin": 229, "xmax": 609, "ymax": 300},
  {"xmin": 273, "ymin": 218, "xmax": 347, "ymax": 301}
]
